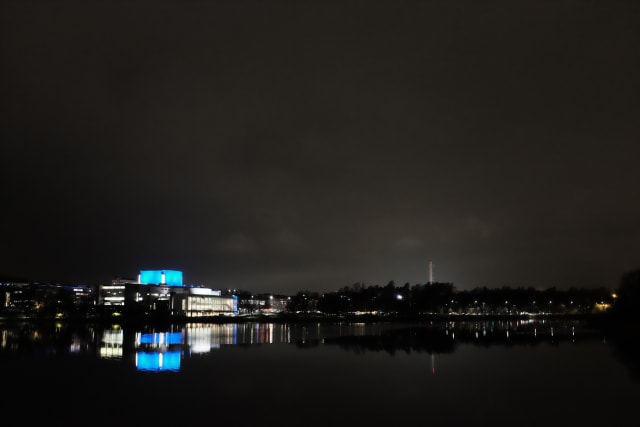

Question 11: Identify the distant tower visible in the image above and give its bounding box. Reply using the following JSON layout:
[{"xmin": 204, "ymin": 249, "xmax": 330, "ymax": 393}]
[{"xmin": 428, "ymin": 261, "xmax": 434, "ymax": 285}]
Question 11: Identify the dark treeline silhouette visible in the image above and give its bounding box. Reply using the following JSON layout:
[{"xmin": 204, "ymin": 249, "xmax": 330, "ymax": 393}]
[
  {"xmin": 287, "ymin": 280, "xmax": 615, "ymax": 316},
  {"xmin": 609, "ymin": 268, "xmax": 640, "ymax": 319}
]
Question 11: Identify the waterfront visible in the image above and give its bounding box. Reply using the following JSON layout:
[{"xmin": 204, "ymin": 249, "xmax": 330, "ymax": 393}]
[{"xmin": 1, "ymin": 318, "xmax": 639, "ymax": 426}]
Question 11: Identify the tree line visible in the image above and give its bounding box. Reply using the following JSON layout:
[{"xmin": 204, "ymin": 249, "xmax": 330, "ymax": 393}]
[{"xmin": 286, "ymin": 280, "xmax": 618, "ymax": 316}]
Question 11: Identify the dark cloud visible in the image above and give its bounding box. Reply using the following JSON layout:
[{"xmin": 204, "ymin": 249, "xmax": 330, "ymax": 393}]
[{"xmin": 2, "ymin": 0, "xmax": 640, "ymax": 294}]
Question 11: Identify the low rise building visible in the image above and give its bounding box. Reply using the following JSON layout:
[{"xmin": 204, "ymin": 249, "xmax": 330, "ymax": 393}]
[{"xmin": 97, "ymin": 270, "xmax": 238, "ymax": 317}]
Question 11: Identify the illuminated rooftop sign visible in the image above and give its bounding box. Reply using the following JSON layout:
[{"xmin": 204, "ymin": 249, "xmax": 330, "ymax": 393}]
[{"xmin": 139, "ymin": 270, "xmax": 183, "ymax": 287}]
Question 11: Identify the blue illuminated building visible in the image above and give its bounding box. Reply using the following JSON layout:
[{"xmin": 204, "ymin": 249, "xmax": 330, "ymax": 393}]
[
  {"xmin": 139, "ymin": 270, "xmax": 183, "ymax": 287},
  {"xmin": 99, "ymin": 269, "xmax": 238, "ymax": 318}
]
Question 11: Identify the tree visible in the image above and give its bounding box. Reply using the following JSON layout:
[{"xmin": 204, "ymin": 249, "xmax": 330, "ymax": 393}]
[
  {"xmin": 286, "ymin": 291, "xmax": 318, "ymax": 313},
  {"xmin": 613, "ymin": 269, "xmax": 640, "ymax": 317}
]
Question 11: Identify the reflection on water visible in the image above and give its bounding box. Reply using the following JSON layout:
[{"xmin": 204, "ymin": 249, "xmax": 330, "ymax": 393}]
[
  {"xmin": 0, "ymin": 322, "xmax": 340, "ymax": 371},
  {"xmin": 135, "ymin": 331, "xmax": 183, "ymax": 371},
  {"xmin": 1, "ymin": 319, "xmax": 636, "ymax": 376},
  {"xmin": 2, "ymin": 318, "xmax": 640, "ymax": 427},
  {"xmin": 100, "ymin": 327, "xmax": 123, "ymax": 359},
  {"xmin": 323, "ymin": 319, "xmax": 606, "ymax": 356}
]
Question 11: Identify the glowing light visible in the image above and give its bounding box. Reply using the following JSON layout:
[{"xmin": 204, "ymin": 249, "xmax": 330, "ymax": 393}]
[
  {"xmin": 138, "ymin": 332, "xmax": 183, "ymax": 346},
  {"xmin": 136, "ymin": 351, "xmax": 181, "ymax": 372},
  {"xmin": 139, "ymin": 270, "xmax": 183, "ymax": 287},
  {"xmin": 190, "ymin": 287, "xmax": 219, "ymax": 296}
]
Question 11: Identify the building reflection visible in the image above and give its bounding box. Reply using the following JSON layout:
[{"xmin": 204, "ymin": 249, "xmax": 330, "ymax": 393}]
[
  {"xmin": 92, "ymin": 323, "xmax": 300, "ymax": 371},
  {"xmin": 99, "ymin": 326, "xmax": 124, "ymax": 359},
  {"xmin": 134, "ymin": 330, "xmax": 183, "ymax": 371},
  {"xmin": 3, "ymin": 320, "xmax": 639, "ymax": 379}
]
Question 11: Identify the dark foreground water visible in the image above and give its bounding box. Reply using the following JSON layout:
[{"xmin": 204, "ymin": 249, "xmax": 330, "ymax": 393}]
[{"xmin": 1, "ymin": 318, "xmax": 639, "ymax": 426}]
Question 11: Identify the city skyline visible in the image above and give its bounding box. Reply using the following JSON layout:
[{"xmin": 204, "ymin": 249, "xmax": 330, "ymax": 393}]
[{"xmin": 3, "ymin": 1, "xmax": 640, "ymax": 295}]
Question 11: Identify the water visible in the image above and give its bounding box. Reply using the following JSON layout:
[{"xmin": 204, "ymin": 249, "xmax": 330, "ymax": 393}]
[{"xmin": 1, "ymin": 318, "xmax": 638, "ymax": 426}]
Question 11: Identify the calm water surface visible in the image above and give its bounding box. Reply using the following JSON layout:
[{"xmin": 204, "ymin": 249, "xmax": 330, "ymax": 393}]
[{"xmin": 1, "ymin": 319, "xmax": 638, "ymax": 426}]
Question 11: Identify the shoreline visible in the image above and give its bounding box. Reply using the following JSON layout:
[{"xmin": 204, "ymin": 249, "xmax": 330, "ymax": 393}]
[{"xmin": 0, "ymin": 311, "xmax": 612, "ymax": 326}]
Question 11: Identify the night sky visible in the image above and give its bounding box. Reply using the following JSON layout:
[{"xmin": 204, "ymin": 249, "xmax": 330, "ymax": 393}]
[{"xmin": 2, "ymin": 0, "xmax": 640, "ymax": 294}]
